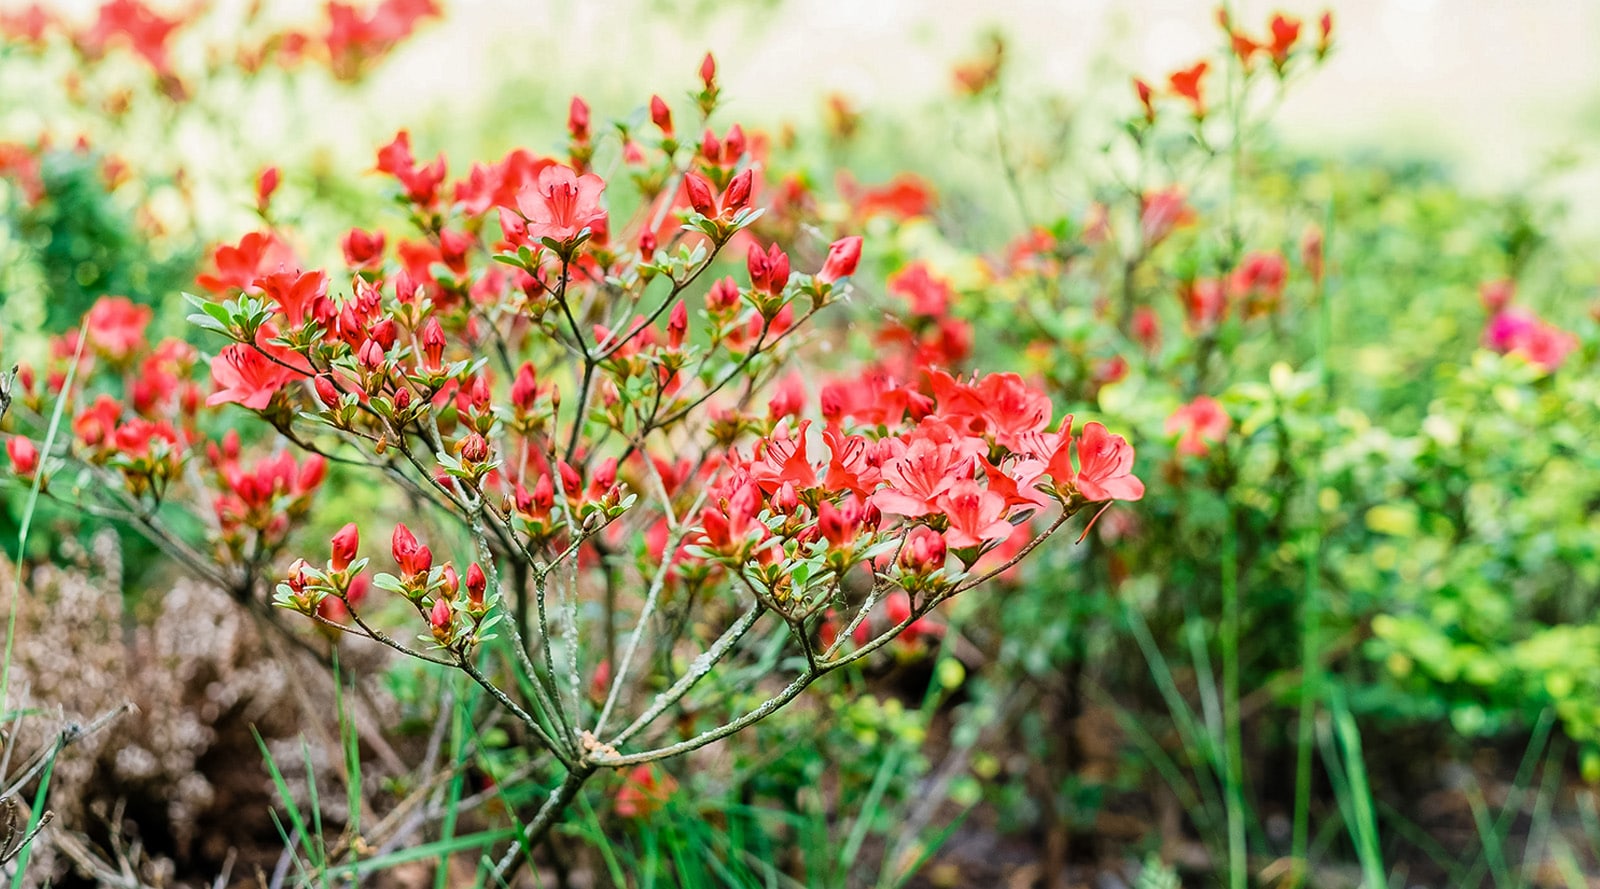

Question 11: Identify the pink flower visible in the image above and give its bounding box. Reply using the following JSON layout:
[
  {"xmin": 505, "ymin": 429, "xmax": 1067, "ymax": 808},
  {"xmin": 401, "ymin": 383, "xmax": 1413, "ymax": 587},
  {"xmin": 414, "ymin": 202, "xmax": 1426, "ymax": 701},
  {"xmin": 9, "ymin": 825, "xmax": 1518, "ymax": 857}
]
[
  {"xmin": 208, "ymin": 345, "xmax": 294, "ymax": 410},
  {"xmin": 515, "ymin": 164, "xmax": 607, "ymax": 246},
  {"xmin": 938, "ymin": 480, "xmax": 1015, "ymax": 549},
  {"xmin": 1483, "ymin": 308, "xmax": 1575, "ymax": 371},
  {"xmin": 1074, "ymin": 422, "xmax": 1145, "ymax": 502},
  {"xmin": 84, "ymin": 296, "xmax": 152, "ymax": 362},
  {"xmin": 1165, "ymin": 396, "xmax": 1231, "ymax": 457}
]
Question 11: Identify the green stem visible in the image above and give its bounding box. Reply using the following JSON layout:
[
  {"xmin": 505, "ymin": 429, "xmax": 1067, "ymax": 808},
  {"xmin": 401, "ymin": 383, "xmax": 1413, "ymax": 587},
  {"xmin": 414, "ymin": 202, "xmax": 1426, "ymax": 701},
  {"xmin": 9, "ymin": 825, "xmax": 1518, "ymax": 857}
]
[{"xmin": 1222, "ymin": 511, "xmax": 1246, "ymax": 889}]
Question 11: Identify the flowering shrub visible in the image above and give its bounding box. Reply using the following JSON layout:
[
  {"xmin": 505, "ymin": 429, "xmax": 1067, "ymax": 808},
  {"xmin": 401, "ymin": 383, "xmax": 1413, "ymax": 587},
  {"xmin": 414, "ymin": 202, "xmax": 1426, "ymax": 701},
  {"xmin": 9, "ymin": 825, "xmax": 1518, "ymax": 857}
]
[
  {"xmin": 2, "ymin": 54, "xmax": 1141, "ymax": 878},
  {"xmin": 788, "ymin": 3, "xmax": 1600, "ymax": 877}
]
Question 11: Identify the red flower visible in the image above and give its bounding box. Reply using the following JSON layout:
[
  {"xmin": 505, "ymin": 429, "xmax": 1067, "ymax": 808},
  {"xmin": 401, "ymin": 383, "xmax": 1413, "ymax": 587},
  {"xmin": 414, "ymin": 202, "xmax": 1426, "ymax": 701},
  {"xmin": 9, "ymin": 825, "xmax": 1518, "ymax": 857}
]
[
  {"xmin": 938, "ymin": 479, "xmax": 1015, "ymax": 549},
  {"xmin": 1072, "ymin": 422, "xmax": 1144, "ymax": 502},
  {"xmin": 870, "ymin": 423, "xmax": 980, "ymax": 518},
  {"xmin": 1165, "ymin": 396, "xmax": 1231, "ymax": 457},
  {"xmin": 84, "ymin": 296, "xmax": 152, "ymax": 362},
  {"xmin": 515, "ymin": 164, "xmax": 607, "ymax": 246},
  {"xmin": 1141, "ymin": 188, "xmax": 1195, "ymax": 247},
  {"xmin": 817, "ymin": 236, "xmax": 863, "ymax": 284},
  {"xmin": 208, "ymin": 344, "xmax": 294, "ymax": 410},
  {"xmin": 343, "ymin": 228, "xmax": 386, "ymax": 268},
  {"xmin": 1268, "ymin": 13, "xmax": 1302, "ymax": 67},
  {"xmin": 74, "ymin": 395, "xmax": 124, "ymax": 447},
  {"xmin": 1167, "ymin": 61, "xmax": 1209, "ymax": 117},
  {"xmin": 80, "ymin": 0, "xmax": 183, "ymax": 76},
  {"xmin": 615, "ymin": 765, "xmax": 678, "ymax": 819},
  {"xmin": 196, "ymin": 231, "xmax": 297, "ymax": 294},
  {"xmin": 1230, "ymin": 250, "xmax": 1288, "ymax": 317},
  {"xmin": 888, "ymin": 262, "xmax": 954, "ymax": 317}
]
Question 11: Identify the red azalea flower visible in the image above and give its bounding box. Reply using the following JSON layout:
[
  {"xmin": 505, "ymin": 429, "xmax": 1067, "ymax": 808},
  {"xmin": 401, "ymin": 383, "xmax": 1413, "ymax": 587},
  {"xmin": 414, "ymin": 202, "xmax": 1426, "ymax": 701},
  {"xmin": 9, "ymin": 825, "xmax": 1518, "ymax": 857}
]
[
  {"xmin": 1141, "ymin": 188, "xmax": 1195, "ymax": 247},
  {"xmin": 1072, "ymin": 422, "xmax": 1144, "ymax": 502},
  {"xmin": 1168, "ymin": 61, "xmax": 1209, "ymax": 117},
  {"xmin": 515, "ymin": 164, "xmax": 607, "ymax": 246},
  {"xmin": 939, "ymin": 479, "xmax": 1015, "ymax": 550},
  {"xmin": 1165, "ymin": 396, "xmax": 1231, "ymax": 457},
  {"xmin": 80, "ymin": 0, "xmax": 183, "ymax": 76},
  {"xmin": 84, "ymin": 295, "xmax": 152, "ymax": 362},
  {"xmin": 1268, "ymin": 13, "xmax": 1302, "ymax": 67},
  {"xmin": 196, "ymin": 231, "xmax": 297, "ymax": 294},
  {"xmin": 207, "ymin": 344, "xmax": 295, "ymax": 410},
  {"xmin": 74, "ymin": 395, "xmax": 124, "ymax": 447}
]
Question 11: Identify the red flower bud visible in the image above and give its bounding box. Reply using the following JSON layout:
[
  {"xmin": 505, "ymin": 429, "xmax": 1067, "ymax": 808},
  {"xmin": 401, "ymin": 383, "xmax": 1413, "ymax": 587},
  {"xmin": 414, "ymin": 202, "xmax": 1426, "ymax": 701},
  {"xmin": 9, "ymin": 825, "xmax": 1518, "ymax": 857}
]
[
  {"xmin": 393, "ymin": 386, "xmax": 412, "ymax": 412},
  {"xmin": 667, "ymin": 301, "xmax": 688, "ymax": 349},
  {"xmin": 429, "ymin": 596, "xmax": 452, "ymax": 640},
  {"xmin": 706, "ymin": 276, "xmax": 741, "ymax": 313},
  {"xmin": 358, "ymin": 337, "xmax": 386, "ymax": 370},
  {"xmin": 421, "ymin": 317, "xmax": 447, "ymax": 370},
  {"xmin": 817, "ymin": 236, "xmax": 863, "ymax": 284},
  {"xmin": 511, "ymin": 362, "xmax": 539, "ymax": 413},
  {"xmin": 441, "ymin": 563, "xmax": 459, "ymax": 597},
  {"xmin": 723, "ymin": 124, "xmax": 746, "ymax": 162},
  {"xmin": 699, "ymin": 128, "xmax": 721, "ymax": 164},
  {"xmin": 392, "ymin": 523, "xmax": 433, "ymax": 579},
  {"xmin": 465, "ymin": 562, "xmax": 487, "ymax": 608},
  {"xmin": 639, "ymin": 230, "xmax": 657, "ymax": 255},
  {"xmin": 459, "ymin": 433, "xmax": 489, "ymax": 464},
  {"xmin": 369, "ymin": 318, "xmax": 399, "ymax": 351},
  {"xmin": 256, "ymin": 166, "xmax": 279, "ymax": 212},
  {"xmin": 7, "ymin": 437, "xmax": 39, "ymax": 477},
  {"xmin": 330, "ymin": 522, "xmax": 359, "ymax": 572},
  {"xmin": 899, "ymin": 526, "xmax": 946, "ymax": 574},
  {"xmin": 684, "ymin": 171, "xmax": 717, "ymax": 217},
  {"xmin": 568, "ymin": 96, "xmax": 591, "ymax": 142},
  {"xmin": 342, "ymin": 227, "xmax": 385, "ymax": 268},
  {"xmin": 649, "ymin": 94, "xmax": 673, "ymax": 136},
  {"xmin": 699, "ymin": 52, "xmax": 717, "ymax": 90},
  {"xmin": 773, "ymin": 481, "xmax": 799, "ymax": 513},
  {"xmin": 286, "ymin": 557, "xmax": 310, "ymax": 590},
  {"xmin": 724, "ymin": 169, "xmax": 753, "ymax": 213}
]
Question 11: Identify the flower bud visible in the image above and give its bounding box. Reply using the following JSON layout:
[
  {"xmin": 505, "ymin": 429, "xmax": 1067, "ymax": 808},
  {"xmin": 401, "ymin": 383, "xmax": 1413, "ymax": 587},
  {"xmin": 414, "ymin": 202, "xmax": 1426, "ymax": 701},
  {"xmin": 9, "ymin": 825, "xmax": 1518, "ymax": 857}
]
[
  {"xmin": 511, "ymin": 362, "xmax": 539, "ymax": 413},
  {"xmin": 393, "ymin": 386, "xmax": 412, "ymax": 412},
  {"xmin": 898, "ymin": 526, "xmax": 947, "ymax": 574},
  {"xmin": 420, "ymin": 317, "xmax": 447, "ymax": 369},
  {"xmin": 706, "ymin": 276, "xmax": 740, "ymax": 313},
  {"xmin": 568, "ymin": 95, "xmax": 591, "ymax": 142},
  {"xmin": 723, "ymin": 124, "xmax": 747, "ymax": 162},
  {"xmin": 430, "ymin": 596, "xmax": 452, "ymax": 642},
  {"xmin": 286, "ymin": 558, "xmax": 310, "ymax": 595},
  {"xmin": 330, "ymin": 522, "xmax": 359, "ymax": 572},
  {"xmin": 699, "ymin": 52, "xmax": 717, "ymax": 91},
  {"xmin": 817, "ymin": 236, "xmax": 863, "ymax": 284},
  {"xmin": 684, "ymin": 172, "xmax": 717, "ymax": 217},
  {"xmin": 773, "ymin": 481, "xmax": 799, "ymax": 514},
  {"xmin": 639, "ymin": 230, "xmax": 658, "ymax": 256},
  {"xmin": 255, "ymin": 166, "xmax": 279, "ymax": 213},
  {"xmin": 459, "ymin": 432, "xmax": 489, "ymax": 464},
  {"xmin": 8, "ymin": 436, "xmax": 40, "ymax": 477},
  {"xmin": 649, "ymin": 94, "xmax": 673, "ymax": 136},
  {"xmin": 724, "ymin": 169, "xmax": 753, "ymax": 214},
  {"xmin": 358, "ymin": 337, "xmax": 386, "ymax": 370},
  {"xmin": 440, "ymin": 563, "xmax": 459, "ymax": 598},
  {"xmin": 667, "ymin": 301, "xmax": 688, "ymax": 349},
  {"xmin": 369, "ymin": 318, "xmax": 399, "ymax": 351},
  {"xmin": 465, "ymin": 562, "xmax": 487, "ymax": 609}
]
